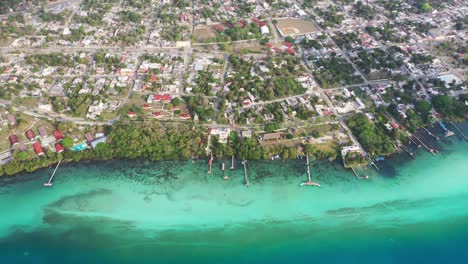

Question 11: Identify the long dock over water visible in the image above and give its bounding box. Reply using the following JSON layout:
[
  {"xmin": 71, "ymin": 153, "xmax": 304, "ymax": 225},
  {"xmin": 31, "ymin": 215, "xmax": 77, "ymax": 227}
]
[
  {"xmin": 44, "ymin": 159, "xmax": 62, "ymax": 187},
  {"xmin": 423, "ymin": 127, "xmax": 440, "ymax": 141},
  {"xmin": 351, "ymin": 167, "xmax": 368, "ymax": 180},
  {"xmin": 411, "ymin": 133, "xmax": 436, "ymax": 155},
  {"xmin": 242, "ymin": 160, "xmax": 250, "ymax": 186},
  {"xmin": 449, "ymin": 121, "xmax": 468, "ymax": 141},
  {"xmin": 300, "ymin": 156, "xmax": 320, "ymax": 187},
  {"xmin": 399, "ymin": 144, "xmax": 415, "ymax": 159}
]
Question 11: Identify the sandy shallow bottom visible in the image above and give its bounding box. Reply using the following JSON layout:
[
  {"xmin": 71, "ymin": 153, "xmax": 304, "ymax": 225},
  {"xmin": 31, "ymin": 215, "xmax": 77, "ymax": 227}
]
[{"xmin": 0, "ymin": 124, "xmax": 467, "ymax": 263}]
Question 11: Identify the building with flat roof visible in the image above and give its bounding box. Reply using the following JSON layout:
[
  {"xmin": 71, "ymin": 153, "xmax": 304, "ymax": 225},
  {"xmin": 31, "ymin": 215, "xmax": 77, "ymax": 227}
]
[
  {"xmin": 90, "ymin": 136, "xmax": 107, "ymax": 150},
  {"xmin": 0, "ymin": 151, "xmax": 13, "ymax": 165}
]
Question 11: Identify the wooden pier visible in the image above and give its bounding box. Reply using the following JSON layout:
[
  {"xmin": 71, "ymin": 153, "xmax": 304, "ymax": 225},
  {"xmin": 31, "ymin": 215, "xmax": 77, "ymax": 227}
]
[
  {"xmin": 208, "ymin": 153, "xmax": 213, "ymax": 174},
  {"xmin": 351, "ymin": 167, "xmax": 368, "ymax": 180},
  {"xmin": 222, "ymin": 160, "xmax": 228, "ymax": 180},
  {"xmin": 449, "ymin": 121, "xmax": 468, "ymax": 141},
  {"xmin": 300, "ymin": 155, "xmax": 320, "ymax": 187},
  {"xmin": 399, "ymin": 144, "xmax": 415, "ymax": 159},
  {"xmin": 411, "ymin": 133, "xmax": 436, "ymax": 155},
  {"xmin": 417, "ymin": 132, "xmax": 438, "ymax": 153},
  {"xmin": 44, "ymin": 159, "xmax": 62, "ymax": 187},
  {"xmin": 242, "ymin": 160, "xmax": 249, "ymax": 186},
  {"xmin": 423, "ymin": 127, "xmax": 440, "ymax": 141},
  {"xmin": 230, "ymin": 155, "xmax": 235, "ymax": 170},
  {"xmin": 369, "ymin": 159, "xmax": 380, "ymax": 171}
]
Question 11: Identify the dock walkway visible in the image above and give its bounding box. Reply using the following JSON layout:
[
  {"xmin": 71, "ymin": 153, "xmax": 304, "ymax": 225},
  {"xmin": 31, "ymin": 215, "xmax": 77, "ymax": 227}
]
[
  {"xmin": 44, "ymin": 159, "xmax": 62, "ymax": 187},
  {"xmin": 242, "ymin": 160, "xmax": 249, "ymax": 186}
]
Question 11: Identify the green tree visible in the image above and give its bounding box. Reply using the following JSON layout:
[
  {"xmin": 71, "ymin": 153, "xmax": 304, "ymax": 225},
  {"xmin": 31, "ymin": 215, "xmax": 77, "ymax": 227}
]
[{"xmin": 62, "ymin": 136, "xmax": 74, "ymax": 148}]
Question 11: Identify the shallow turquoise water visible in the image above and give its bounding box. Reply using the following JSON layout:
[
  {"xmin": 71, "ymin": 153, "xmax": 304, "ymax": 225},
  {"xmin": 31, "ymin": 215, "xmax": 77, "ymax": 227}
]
[{"xmin": 0, "ymin": 124, "xmax": 467, "ymax": 263}]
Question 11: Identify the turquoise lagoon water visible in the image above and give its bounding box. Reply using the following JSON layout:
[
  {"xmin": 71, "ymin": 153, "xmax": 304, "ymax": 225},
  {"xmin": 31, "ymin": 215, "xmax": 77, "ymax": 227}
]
[{"xmin": 0, "ymin": 124, "xmax": 467, "ymax": 263}]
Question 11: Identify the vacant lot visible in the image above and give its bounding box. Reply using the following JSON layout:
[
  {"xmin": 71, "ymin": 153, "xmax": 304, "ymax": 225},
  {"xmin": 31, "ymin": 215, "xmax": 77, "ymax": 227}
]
[
  {"xmin": 275, "ymin": 18, "xmax": 318, "ymax": 36},
  {"xmin": 193, "ymin": 25, "xmax": 216, "ymax": 42}
]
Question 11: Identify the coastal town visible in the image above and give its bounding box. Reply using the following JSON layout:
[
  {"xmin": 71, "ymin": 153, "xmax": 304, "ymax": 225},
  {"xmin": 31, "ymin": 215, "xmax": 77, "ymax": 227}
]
[{"xmin": 0, "ymin": 0, "xmax": 466, "ymax": 178}]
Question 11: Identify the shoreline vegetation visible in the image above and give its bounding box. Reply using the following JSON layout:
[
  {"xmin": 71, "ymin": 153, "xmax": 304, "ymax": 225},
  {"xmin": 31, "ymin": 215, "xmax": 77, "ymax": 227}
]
[
  {"xmin": 0, "ymin": 121, "xmax": 337, "ymax": 177},
  {"xmin": 0, "ymin": 117, "xmax": 465, "ymax": 178}
]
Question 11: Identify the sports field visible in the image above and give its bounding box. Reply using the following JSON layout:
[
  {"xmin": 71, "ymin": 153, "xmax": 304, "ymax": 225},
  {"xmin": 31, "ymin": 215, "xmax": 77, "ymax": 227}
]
[{"xmin": 275, "ymin": 18, "xmax": 319, "ymax": 36}]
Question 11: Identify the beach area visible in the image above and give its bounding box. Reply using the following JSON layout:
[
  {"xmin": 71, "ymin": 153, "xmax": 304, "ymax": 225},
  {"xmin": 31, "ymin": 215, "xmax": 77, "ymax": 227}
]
[{"xmin": 0, "ymin": 123, "xmax": 466, "ymax": 263}]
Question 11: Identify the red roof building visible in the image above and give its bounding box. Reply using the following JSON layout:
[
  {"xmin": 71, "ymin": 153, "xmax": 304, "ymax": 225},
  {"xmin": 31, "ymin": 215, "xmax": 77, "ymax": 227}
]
[
  {"xmin": 265, "ymin": 43, "xmax": 273, "ymax": 48},
  {"xmin": 238, "ymin": 20, "xmax": 247, "ymax": 28},
  {"xmin": 251, "ymin": 18, "xmax": 266, "ymax": 27},
  {"xmin": 55, "ymin": 143, "xmax": 64, "ymax": 153},
  {"xmin": 127, "ymin": 112, "xmax": 137, "ymax": 118},
  {"xmin": 283, "ymin": 42, "xmax": 294, "ymax": 48},
  {"xmin": 9, "ymin": 135, "xmax": 19, "ymax": 146},
  {"xmin": 149, "ymin": 75, "xmax": 158, "ymax": 83},
  {"xmin": 213, "ymin": 24, "xmax": 225, "ymax": 31},
  {"xmin": 285, "ymin": 48, "xmax": 296, "ymax": 55},
  {"xmin": 390, "ymin": 122, "xmax": 399, "ymax": 129},
  {"xmin": 273, "ymin": 47, "xmax": 283, "ymax": 53},
  {"xmin": 33, "ymin": 142, "xmax": 44, "ymax": 156},
  {"xmin": 153, "ymin": 94, "xmax": 171, "ymax": 102},
  {"xmin": 180, "ymin": 114, "xmax": 190, "ymax": 119},
  {"xmin": 25, "ymin": 130, "xmax": 36, "ymax": 140},
  {"xmin": 142, "ymin": 104, "xmax": 152, "ymax": 110},
  {"xmin": 53, "ymin": 130, "xmax": 64, "ymax": 141}
]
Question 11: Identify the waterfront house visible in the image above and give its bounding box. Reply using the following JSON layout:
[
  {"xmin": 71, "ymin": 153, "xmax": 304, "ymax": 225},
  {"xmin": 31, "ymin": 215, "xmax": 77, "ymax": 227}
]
[
  {"xmin": 9, "ymin": 134, "xmax": 20, "ymax": 146},
  {"xmin": 38, "ymin": 126, "xmax": 48, "ymax": 137},
  {"xmin": 54, "ymin": 143, "xmax": 64, "ymax": 153},
  {"xmin": 33, "ymin": 142, "xmax": 44, "ymax": 156},
  {"xmin": 25, "ymin": 129, "xmax": 36, "ymax": 141},
  {"xmin": 53, "ymin": 130, "xmax": 64, "ymax": 141}
]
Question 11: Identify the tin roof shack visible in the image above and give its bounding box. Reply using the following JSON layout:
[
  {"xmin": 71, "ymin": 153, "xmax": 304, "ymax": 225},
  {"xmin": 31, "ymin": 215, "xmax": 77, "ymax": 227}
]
[
  {"xmin": 84, "ymin": 133, "xmax": 95, "ymax": 143},
  {"xmin": 90, "ymin": 136, "xmax": 107, "ymax": 150},
  {"xmin": 0, "ymin": 151, "xmax": 14, "ymax": 165}
]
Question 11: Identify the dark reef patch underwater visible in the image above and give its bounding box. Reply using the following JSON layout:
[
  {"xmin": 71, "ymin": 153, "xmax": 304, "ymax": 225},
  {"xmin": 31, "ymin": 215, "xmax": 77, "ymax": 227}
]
[{"xmin": 0, "ymin": 129, "xmax": 467, "ymax": 264}]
